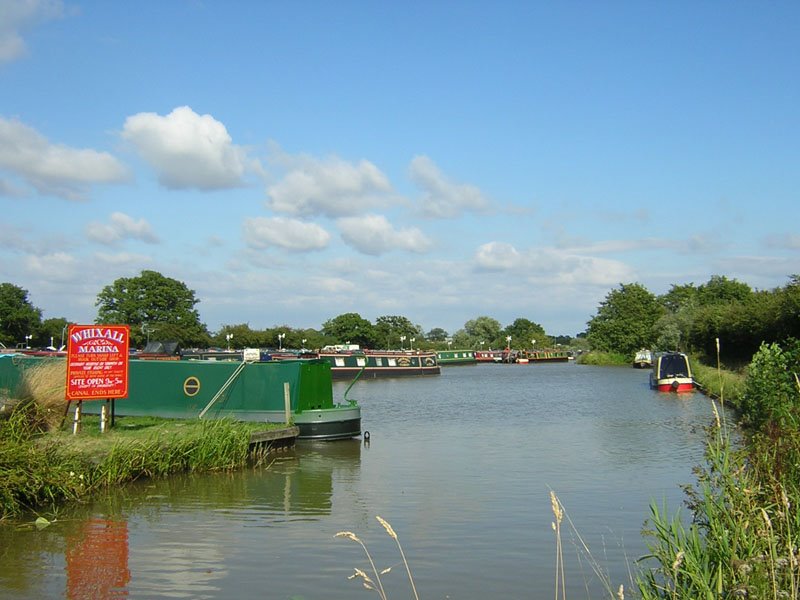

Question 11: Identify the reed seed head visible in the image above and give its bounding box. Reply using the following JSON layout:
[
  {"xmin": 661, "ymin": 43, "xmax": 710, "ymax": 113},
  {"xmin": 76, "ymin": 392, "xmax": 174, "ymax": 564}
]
[
  {"xmin": 335, "ymin": 531, "xmax": 361, "ymax": 543},
  {"xmin": 550, "ymin": 491, "xmax": 563, "ymax": 525},
  {"xmin": 617, "ymin": 584, "xmax": 625, "ymax": 600},
  {"xmin": 376, "ymin": 515, "xmax": 398, "ymax": 540},
  {"xmin": 672, "ymin": 550, "xmax": 684, "ymax": 571}
]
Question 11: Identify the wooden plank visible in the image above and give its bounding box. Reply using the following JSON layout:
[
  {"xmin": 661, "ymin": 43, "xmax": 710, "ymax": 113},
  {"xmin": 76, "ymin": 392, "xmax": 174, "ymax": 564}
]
[{"xmin": 249, "ymin": 426, "xmax": 299, "ymax": 444}]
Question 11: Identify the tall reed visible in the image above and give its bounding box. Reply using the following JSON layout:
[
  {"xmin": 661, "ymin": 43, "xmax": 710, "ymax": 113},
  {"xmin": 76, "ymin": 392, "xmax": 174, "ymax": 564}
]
[{"xmin": 335, "ymin": 516, "xmax": 419, "ymax": 600}]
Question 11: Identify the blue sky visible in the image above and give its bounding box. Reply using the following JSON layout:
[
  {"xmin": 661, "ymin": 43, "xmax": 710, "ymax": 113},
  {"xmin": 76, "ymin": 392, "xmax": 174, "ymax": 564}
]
[{"xmin": 1, "ymin": 1, "xmax": 798, "ymax": 338}]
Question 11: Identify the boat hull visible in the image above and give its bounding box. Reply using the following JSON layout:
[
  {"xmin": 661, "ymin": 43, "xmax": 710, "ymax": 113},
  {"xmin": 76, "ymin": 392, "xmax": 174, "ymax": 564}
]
[
  {"xmin": 650, "ymin": 352, "xmax": 694, "ymax": 393},
  {"xmin": 0, "ymin": 355, "xmax": 361, "ymax": 440},
  {"xmin": 436, "ymin": 350, "xmax": 477, "ymax": 366},
  {"xmin": 319, "ymin": 351, "xmax": 440, "ymax": 379}
]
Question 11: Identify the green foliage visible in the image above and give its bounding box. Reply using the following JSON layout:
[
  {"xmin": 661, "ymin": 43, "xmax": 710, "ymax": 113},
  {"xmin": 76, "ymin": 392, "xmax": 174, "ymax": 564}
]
[
  {"xmin": 502, "ymin": 318, "xmax": 546, "ymax": 349},
  {"xmin": 321, "ymin": 312, "xmax": 377, "ymax": 348},
  {"xmin": 637, "ymin": 339, "xmax": 800, "ymax": 599},
  {"xmin": 739, "ymin": 340, "xmax": 800, "ymax": 430},
  {"xmin": 426, "ymin": 327, "xmax": 448, "ymax": 342},
  {"xmin": 0, "ymin": 283, "xmax": 42, "ymax": 347},
  {"xmin": 586, "ymin": 283, "xmax": 663, "ymax": 355},
  {"xmin": 374, "ymin": 315, "xmax": 422, "ymax": 349},
  {"xmin": 696, "ymin": 275, "xmax": 752, "ymax": 306},
  {"xmin": 452, "ymin": 316, "xmax": 503, "ymax": 348},
  {"xmin": 95, "ymin": 270, "xmax": 210, "ymax": 347}
]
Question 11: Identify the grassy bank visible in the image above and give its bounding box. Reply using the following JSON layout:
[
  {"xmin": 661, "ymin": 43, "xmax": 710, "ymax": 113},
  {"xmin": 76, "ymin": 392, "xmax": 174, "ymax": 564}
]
[
  {"xmin": 0, "ymin": 359, "xmax": 289, "ymax": 521},
  {"xmin": 636, "ymin": 341, "xmax": 800, "ymax": 599},
  {"xmin": 0, "ymin": 410, "xmax": 284, "ymax": 520},
  {"xmin": 576, "ymin": 351, "xmax": 630, "ymax": 366}
]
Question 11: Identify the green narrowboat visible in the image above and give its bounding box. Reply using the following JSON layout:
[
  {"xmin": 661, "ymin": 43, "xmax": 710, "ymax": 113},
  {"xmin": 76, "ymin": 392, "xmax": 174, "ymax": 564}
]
[
  {"xmin": 317, "ymin": 350, "xmax": 440, "ymax": 379},
  {"xmin": 0, "ymin": 354, "xmax": 361, "ymax": 440},
  {"xmin": 435, "ymin": 350, "xmax": 477, "ymax": 365}
]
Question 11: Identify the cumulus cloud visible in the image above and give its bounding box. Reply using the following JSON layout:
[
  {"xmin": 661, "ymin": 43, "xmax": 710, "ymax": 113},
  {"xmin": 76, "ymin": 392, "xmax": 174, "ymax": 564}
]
[
  {"xmin": 337, "ymin": 214, "xmax": 432, "ymax": 256},
  {"xmin": 0, "ymin": 117, "xmax": 129, "ymax": 200},
  {"xmin": 122, "ymin": 106, "xmax": 249, "ymax": 190},
  {"xmin": 409, "ymin": 155, "xmax": 491, "ymax": 218},
  {"xmin": 243, "ymin": 216, "xmax": 331, "ymax": 252},
  {"xmin": 86, "ymin": 212, "xmax": 159, "ymax": 244},
  {"xmin": 0, "ymin": 0, "xmax": 64, "ymax": 63},
  {"xmin": 474, "ymin": 241, "xmax": 634, "ymax": 285},
  {"xmin": 266, "ymin": 153, "xmax": 392, "ymax": 217},
  {"xmin": 24, "ymin": 251, "xmax": 79, "ymax": 281}
]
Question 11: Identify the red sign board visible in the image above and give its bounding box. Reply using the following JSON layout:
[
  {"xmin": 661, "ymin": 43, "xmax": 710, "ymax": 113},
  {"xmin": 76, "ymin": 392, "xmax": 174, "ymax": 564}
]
[{"xmin": 66, "ymin": 325, "xmax": 130, "ymax": 401}]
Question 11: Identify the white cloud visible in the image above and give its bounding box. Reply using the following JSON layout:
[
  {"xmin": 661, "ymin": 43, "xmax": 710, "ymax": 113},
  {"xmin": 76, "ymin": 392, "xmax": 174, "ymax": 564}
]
[
  {"xmin": 337, "ymin": 214, "xmax": 433, "ymax": 256},
  {"xmin": 243, "ymin": 216, "xmax": 331, "ymax": 252},
  {"xmin": 86, "ymin": 212, "xmax": 159, "ymax": 244},
  {"xmin": 0, "ymin": 0, "xmax": 64, "ymax": 63},
  {"xmin": 474, "ymin": 242, "xmax": 522, "ymax": 270},
  {"xmin": 474, "ymin": 241, "xmax": 634, "ymax": 285},
  {"xmin": 266, "ymin": 153, "xmax": 392, "ymax": 217},
  {"xmin": 409, "ymin": 155, "xmax": 491, "ymax": 218},
  {"xmin": 24, "ymin": 251, "xmax": 79, "ymax": 281},
  {"xmin": 122, "ymin": 106, "xmax": 249, "ymax": 190},
  {"xmin": 0, "ymin": 117, "xmax": 129, "ymax": 200}
]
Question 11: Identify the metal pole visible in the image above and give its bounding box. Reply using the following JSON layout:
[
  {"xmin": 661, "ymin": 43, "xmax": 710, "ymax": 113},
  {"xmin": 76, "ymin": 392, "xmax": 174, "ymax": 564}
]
[{"xmin": 283, "ymin": 382, "xmax": 291, "ymax": 424}]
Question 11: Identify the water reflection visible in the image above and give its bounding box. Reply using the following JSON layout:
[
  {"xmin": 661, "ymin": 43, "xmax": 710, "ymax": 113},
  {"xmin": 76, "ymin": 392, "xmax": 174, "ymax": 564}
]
[
  {"xmin": 0, "ymin": 440, "xmax": 362, "ymax": 599},
  {"xmin": 66, "ymin": 518, "xmax": 130, "ymax": 599}
]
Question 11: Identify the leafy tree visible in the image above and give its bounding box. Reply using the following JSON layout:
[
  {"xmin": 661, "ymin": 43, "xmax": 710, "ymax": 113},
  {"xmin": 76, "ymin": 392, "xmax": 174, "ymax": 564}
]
[
  {"xmin": 659, "ymin": 283, "xmax": 698, "ymax": 313},
  {"xmin": 0, "ymin": 283, "xmax": 42, "ymax": 347},
  {"xmin": 214, "ymin": 323, "xmax": 262, "ymax": 349},
  {"xmin": 586, "ymin": 283, "xmax": 663, "ymax": 355},
  {"xmin": 502, "ymin": 318, "xmax": 547, "ymax": 349},
  {"xmin": 426, "ymin": 327, "xmax": 449, "ymax": 342},
  {"xmin": 455, "ymin": 316, "xmax": 503, "ymax": 348},
  {"xmin": 374, "ymin": 315, "xmax": 421, "ymax": 349},
  {"xmin": 697, "ymin": 275, "xmax": 752, "ymax": 306},
  {"xmin": 321, "ymin": 313, "xmax": 377, "ymax": 348},
  {"xmin": 95, "ymin": 270, "xmax": 210, "ymax": 348},
  {"xmin": 777, "ymin": 275, "xmax": 800, "ymax": 341},
  {"xmin": 40, "ymin": 317, "xmax": 71, "ymax": 349}
]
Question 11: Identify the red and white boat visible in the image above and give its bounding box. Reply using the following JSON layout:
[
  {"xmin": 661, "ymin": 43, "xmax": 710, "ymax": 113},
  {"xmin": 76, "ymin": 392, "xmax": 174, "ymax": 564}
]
[{"xmin": 650, "ymin": 352, "xmax": 694, "ymax": 392}]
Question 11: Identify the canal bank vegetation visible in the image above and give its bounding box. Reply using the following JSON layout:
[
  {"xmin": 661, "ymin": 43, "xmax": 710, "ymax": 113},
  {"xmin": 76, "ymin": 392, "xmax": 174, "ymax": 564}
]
[
  {"xmin": 635, "ymin": 339, "xmax": 800, "ymax": 599},
  {"xmin": 0, "ymin": 361, "xmax": 280, "ymax": 521}
]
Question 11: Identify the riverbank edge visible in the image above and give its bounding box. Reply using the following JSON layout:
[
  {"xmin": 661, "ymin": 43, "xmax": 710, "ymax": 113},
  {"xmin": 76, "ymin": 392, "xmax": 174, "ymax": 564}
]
[{"xmin": 0, "ymin": 412, "xmax": 297, "ymax": 521}]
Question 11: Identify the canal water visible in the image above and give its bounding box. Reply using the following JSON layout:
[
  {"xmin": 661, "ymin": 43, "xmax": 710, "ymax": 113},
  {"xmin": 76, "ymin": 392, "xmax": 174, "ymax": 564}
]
[{"xmin": 0, "ymin": 362, "xmax": 719, "ymax": 599}]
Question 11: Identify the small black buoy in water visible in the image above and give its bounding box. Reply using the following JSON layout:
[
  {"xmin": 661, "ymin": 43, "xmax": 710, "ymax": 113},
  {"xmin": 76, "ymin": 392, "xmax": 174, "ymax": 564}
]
[{"xmin": 364, "ymin": 430, "xmax": 370, "ymax": 440}]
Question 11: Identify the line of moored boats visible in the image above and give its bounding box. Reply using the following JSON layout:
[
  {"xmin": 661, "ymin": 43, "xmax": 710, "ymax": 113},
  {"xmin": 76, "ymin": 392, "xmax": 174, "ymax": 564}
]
[{"xmin": 0, "ymin": 344, "xmax": 694, "ymax": 446}]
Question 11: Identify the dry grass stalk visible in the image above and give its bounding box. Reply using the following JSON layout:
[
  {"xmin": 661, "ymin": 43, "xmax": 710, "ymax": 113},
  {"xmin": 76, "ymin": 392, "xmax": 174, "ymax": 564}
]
[{"xmin": 20, "ymin": 359, "xmax": 67, "ymax": 431}]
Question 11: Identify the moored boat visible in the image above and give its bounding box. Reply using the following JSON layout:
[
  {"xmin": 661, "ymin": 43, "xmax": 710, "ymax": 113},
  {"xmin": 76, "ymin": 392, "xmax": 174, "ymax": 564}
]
[
  {"xmin": 633, "ymin": 349, "xmax": 653, "ymax": 369},
  {"xmin": 474, "ymin": 350, "xmax": 504, "ymax": 363},
  {"xmin": 436, "ymin": 349, "xmax": 477, "ymax": 366},
  {"xmin": 650, "ymin": 352, "xmax": 694, "ymax": 392},
  {"xmin": 316, "ymin": 348, "xmax": 440, "ymax": 379},
  {"xmin": 520, "ymin": 349, "xmax": 571, "ymax": 363},
  {"xmin": 0, "ymin": 353, "xmax": 361, "ymax": 440}
]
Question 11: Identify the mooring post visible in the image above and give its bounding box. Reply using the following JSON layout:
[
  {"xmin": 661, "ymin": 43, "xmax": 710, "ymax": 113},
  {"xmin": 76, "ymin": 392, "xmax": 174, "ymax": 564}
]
[
  {"xmin": 283, "ymin": 382, "xmax": 291, "ymax": 424},
  {"xmin": 72, "ymin": 401, "xmax": 82, "ymax": 435},
  {"xmin": 100, "ymin": 401, "xmax": 108, "ymax": 433}
]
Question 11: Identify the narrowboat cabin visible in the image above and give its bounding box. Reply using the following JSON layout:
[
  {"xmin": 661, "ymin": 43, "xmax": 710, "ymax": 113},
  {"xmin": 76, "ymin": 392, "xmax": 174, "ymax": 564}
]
[{"xmin": 650, "ymin": 352, "xmax": 694, "ymax": 392}]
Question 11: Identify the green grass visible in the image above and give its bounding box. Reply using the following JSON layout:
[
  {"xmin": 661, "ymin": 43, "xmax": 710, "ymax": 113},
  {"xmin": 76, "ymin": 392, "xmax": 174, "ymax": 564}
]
[
  {"xmin": 576, "ymin": 351, "xmax": 630, "ymax": 366},
  {"xmin": 0, "ymin": 411, "xmax": 290, "ymax": 521}
]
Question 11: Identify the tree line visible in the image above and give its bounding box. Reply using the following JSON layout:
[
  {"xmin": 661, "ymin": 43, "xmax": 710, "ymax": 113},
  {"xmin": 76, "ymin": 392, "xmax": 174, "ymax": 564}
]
[
  {"xmin": 585, "ymin": 274, "xmax": 800, "ymax": 365},
  {"xmin": 3, "ymin": 270, "xmax": 797, "ymax": 363},
  {"xmin": 0, "ymin": 270, "xmax": 566, "ymax": 351}
]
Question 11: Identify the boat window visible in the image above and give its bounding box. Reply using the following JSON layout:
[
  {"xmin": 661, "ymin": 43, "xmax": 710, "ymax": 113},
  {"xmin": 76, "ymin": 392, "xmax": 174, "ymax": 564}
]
[
  {"xmin": 388, "ymin": 358, "xmax": 397, "ymax": 367},
  {"xmin": 375, "ymin": 358, "xmax": 383, "ymax": 366},
  {"xmin": 661, "ymin": 355, "xmax": 688, "ymax": 377},
  {"xmin": 356, "ymin": 357, "xmax": 366, "ymax": 367},
  {"xmin": 334, "ymin": 357, "xmax": 345, "ymax": 367}
]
